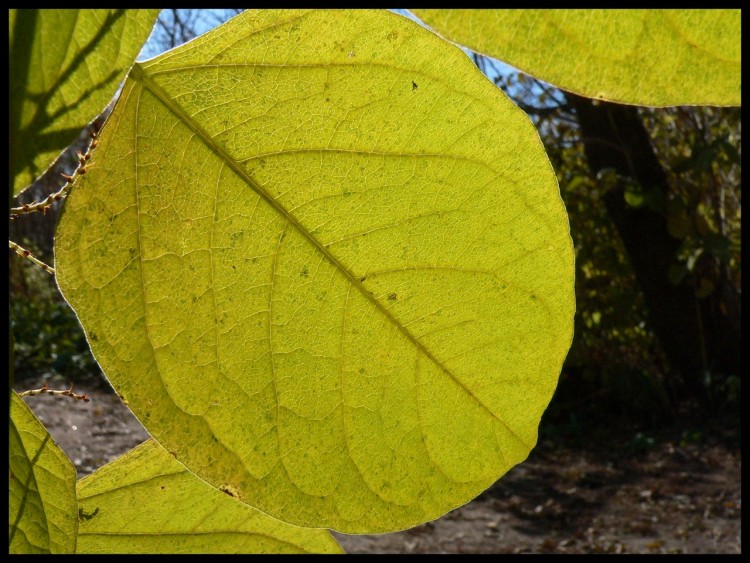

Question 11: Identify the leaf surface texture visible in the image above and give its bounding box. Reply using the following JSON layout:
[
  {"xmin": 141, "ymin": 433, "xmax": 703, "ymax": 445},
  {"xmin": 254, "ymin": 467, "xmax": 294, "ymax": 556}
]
[
  {"xmin": 414, "ymin": 9, "xmax": 741, "ymax": 106},
  {"xmin": 56, "ymin": 9, "xmax": 575, "ymax": 532},
  {"xmin": 9, "ymin": 392, "xmax": 78, "ymax": 554},
  {"xmin": 75, "ymin": 440, "xmax": 343, "ymax": 554},
  {"xmin": 9, "ymin": 9, "xmax": 158, "ymax": 195}
]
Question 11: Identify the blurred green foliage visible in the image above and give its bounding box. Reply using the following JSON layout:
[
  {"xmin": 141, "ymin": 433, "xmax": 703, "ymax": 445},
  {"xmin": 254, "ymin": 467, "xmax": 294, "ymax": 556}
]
[
  {"xmin": 548, "ymin": 121, "xmax": 674, "ymax": 421},
  {"xmin": 10, "ymin": 243, "xmax": 100, "ymax": 384},
  {"xmin": 480, "ymin": 60, "xmax": 741, "ymax": 422},
  {"xmin": 642, "ymin": 106, "xmax": 741, "ymax": 298}
]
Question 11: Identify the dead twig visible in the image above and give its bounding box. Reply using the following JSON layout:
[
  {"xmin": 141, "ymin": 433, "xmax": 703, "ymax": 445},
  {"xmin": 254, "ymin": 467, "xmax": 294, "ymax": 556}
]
[
  {"xmin": 18, "ymin": 382, "xmax": 90, "ymax": 402},
  {"xmin": 9, "ymin": 240, "xmax": 55, "ymax": 275}
]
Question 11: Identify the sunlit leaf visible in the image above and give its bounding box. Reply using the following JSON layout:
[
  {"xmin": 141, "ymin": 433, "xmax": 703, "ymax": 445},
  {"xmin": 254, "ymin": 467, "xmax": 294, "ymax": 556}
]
[
  {"xmin": 9, "ymin": 9, "xmax": 159, "ymax": 196},
  {"xmin": 9, "ymin": 392, "xmax": 78, "ymax": 554},
  {"xmin": 56, "ymin": 9, "xmax": 575, "ymax": 533},
  {"xmin": 413, "ymin": 9, "xmax": 741, "ymax": 106},
  {"xmin": 75, "ymin": 440, "xmax": 343, "ymax": 554}
]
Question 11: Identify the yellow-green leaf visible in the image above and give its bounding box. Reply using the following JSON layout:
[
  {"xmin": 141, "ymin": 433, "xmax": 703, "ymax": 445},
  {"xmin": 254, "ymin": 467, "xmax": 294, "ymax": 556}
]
[
  {"xmin": 413, "ymin": 9, "xmax": 741, "ymax": 107},
  {"xmin": 75, "ymin": 440, "xmax": 343, "ymax": 554},
  {"xmin": 9, "ymin": 392, "xmax": 78, "ymax": 554},
  {"xmin": 9, "ymin": 9, "xmax": 159, "ymax": 196},
  {"xmin": 55, "ymin": 9, "xmax": 574, "ymax": 533}
]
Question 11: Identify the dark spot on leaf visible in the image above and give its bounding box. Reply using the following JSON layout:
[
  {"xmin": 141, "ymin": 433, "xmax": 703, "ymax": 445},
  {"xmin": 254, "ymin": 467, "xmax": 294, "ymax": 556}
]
[
  {"xmin": 220, "ymin": 484, "xmax": 239, "ymax": 498},
  {"xmin": 388, "ymin": 293, "xmax": 397, "ymax": 301},
  {"xmin": 78, "ymin": 507, "xmax": 100, "ymax": 521},
  {"xmin": 412, "ymin": 81, "xmax": 418, "ymax": 91},
  {"xmin": 301, "ymin": 266, "xmax": 309, "ymax": 278},
  {"xmin": 360, "ymin": 276, "xmax": 367, "ymax": 282}
]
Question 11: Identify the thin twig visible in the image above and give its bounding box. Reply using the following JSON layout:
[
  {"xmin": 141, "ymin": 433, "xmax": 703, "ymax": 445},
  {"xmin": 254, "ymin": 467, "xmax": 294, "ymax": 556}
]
[
  {"xmin": 10, "ymin": 181, "xmax": 74, "ymax": 218},
  {"xmin": 9, "ymin": 240, "xmax": 55, "ymax": 275},
  {"xmin": 18, "ymin": 382, "xmax": 90, "ymax": 402},
  {"xmin": 10, "ymin": 132, "xmax": 97, "ymax": 219}
]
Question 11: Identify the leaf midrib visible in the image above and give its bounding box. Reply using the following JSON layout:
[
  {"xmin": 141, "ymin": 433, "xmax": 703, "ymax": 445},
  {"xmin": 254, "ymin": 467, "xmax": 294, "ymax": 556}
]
[
  {"xmin": 129, "ymin": 63, "xmax": 528, "ymax": 451},
  {"xmin": 9, "ymin": 399, "xmax": 66, "ymax": 554}
]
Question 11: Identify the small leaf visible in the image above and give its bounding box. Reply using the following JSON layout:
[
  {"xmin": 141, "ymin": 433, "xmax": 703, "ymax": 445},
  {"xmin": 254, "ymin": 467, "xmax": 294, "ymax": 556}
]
[
  {"xmin": 9, "ymin": 9, "xmax": 159, "ymax": 196},
  {"xmin": 686, "ymin": 248, "xmax": 704, "ymax": 272},
  {"xmin": 75, "ymin": 440, "xmax": 343, "ymax": 554},
  {"xmin": 624, "ymin": 182, "xmax": 645, "ymax": 209},
  {"xmin": 413, "ymin": 9, "xmax": 741, "ymax": 106},
  {"xmin": 9, "ymin": 392, "xmax": 78, "ymax": 554}
]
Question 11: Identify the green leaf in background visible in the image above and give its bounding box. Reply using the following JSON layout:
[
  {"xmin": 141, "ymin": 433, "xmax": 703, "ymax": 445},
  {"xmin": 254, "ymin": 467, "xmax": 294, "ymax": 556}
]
[
  {"xmin": 75, "ymin": 440, "xmax": 343, "ymax": 554},
  {"xmin": 56, "ymin": 9, "xmax": 575, "ymax": 532},
  {"xmin": 9, "ymin": 392, "xmax": 78, "ymax": 554},
  {"xmin": 9, "ymin": 9, "xmax": 159, "ymax": 196},
  {"xmin": 413, "ymin": 9, "xmax": 741, "ymax": 107}
]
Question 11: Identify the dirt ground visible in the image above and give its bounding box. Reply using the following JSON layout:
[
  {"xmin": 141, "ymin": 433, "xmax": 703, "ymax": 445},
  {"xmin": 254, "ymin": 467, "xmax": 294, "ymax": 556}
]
[{"xmin": 15, "ymin": 374, "xmax": 741, "ymax": 554}]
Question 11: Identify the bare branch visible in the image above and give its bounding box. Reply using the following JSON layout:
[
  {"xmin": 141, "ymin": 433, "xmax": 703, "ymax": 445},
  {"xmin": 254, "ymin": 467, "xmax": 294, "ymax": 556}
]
[
  {"xmin": 18, "ymin": 382, "xmax": 90, "ymax": 402},
  {"xmin": 9, "ymin": 240, "xmax": 55, "ymax": 275}
]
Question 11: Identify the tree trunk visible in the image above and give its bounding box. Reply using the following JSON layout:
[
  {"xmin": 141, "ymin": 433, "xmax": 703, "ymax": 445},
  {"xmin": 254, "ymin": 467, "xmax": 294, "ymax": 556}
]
[{"xmin": 566, "ymin": 93, "xmax": 741, "ymax": 405}]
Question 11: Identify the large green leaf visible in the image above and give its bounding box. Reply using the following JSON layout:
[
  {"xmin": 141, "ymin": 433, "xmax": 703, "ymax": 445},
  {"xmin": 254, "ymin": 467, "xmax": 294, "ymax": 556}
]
[
  {"xmin": 75, "ymin": 440, "xmax": 343, "ymax": 554},
  {"xmin": 9, "ymin": 9, "xmax": 159, "ymax": 196},
  {"xmin": 9, "ymin": 392, "xmax": 78, "ymax": 554},
  {"xmin": 414, "ymin": 9, "xmax": 741, "ymax": 107},
  {"xmin": 55, "ymin": 9, "xmax": 575, "ymax": 533}
]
